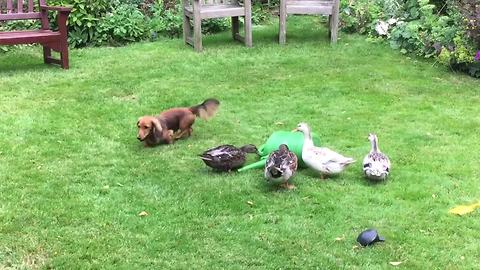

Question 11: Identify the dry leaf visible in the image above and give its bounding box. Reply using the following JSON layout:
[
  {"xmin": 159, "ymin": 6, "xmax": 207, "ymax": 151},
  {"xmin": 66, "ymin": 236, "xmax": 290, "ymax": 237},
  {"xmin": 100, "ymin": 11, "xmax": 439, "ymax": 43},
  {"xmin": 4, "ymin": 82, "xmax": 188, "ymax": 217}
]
[
  {"xmin": 389, "ymin": 262, "xmax": 402, "ymax": 266},
  {"xmin": 335, "ymin": 236, "xmax": 345, "ymax": 241},
  {"xmin": 247, "ymin": 201, "xmax": 254, "ymax": 206},
  {"xmin": 449, "ymin": 202, "xmax": 480, "ymax": 216},
  {"xmin": 138, "ymin": 211, "xmax": 148, "ymax": 217},
  {"xmin": 432, "ymin": 194, "xmax": 436, "ymax": 198},
  {"xmin": 275, "ymin": 122, "xmax": 284, "ymax": 126}
]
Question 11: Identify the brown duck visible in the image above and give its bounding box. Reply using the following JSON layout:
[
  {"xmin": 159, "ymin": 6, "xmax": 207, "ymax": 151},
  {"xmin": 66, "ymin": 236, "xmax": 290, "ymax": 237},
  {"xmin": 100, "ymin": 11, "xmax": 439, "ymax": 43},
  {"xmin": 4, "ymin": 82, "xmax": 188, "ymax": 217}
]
[
  {"xmin": 200, "ymin": 144, "xmax": 258, "ymax": 172},
  {"xmin": 264, "ymin": 144, "xmax": 298, "ymax": 190}
]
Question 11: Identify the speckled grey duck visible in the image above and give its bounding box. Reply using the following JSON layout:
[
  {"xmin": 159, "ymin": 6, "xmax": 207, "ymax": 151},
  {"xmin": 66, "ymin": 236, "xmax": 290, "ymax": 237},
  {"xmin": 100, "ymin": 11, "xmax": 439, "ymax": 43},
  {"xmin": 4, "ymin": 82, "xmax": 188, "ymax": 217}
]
[
  {"xmin": 200, "ymin": 144, "xmax": 258, "ymax": 171},
  {"xmin": 363, "ymin": 133, "xmax": 391, "ymax": 181},
  {"xmin": 264, "ymin": 144, "xmax": 298, "ymax": 190}
]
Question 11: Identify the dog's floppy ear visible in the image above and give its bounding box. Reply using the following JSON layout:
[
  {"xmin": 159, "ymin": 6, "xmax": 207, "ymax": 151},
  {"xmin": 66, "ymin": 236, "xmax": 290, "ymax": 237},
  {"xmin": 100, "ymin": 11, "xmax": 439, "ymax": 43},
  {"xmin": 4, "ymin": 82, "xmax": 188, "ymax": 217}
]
[{"xmin": 151, "ymin": 118, "xmax": 163, "ymax": 133}]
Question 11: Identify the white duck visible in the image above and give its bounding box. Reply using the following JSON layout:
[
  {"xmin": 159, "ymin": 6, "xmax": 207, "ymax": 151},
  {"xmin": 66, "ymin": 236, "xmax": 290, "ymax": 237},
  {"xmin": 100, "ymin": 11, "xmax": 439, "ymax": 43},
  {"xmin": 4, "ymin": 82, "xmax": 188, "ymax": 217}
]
[
  {"xmin": 294, "ymin": 123, "xmax": 355, "ymax": 178},
  {"xmin": 363, "ymin": 133, "xmax": 391, "ymax": 181}
]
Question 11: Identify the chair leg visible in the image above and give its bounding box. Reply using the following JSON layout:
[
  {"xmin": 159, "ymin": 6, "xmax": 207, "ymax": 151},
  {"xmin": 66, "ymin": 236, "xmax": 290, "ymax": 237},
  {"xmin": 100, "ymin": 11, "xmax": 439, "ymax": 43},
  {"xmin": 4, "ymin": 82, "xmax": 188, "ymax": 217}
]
[
  {"xmin": 232, "ymin": 16, "xmax": 239, "ymax": 41},
  {"xmin": 183, "ymin": 13, "xmax": 191, "ymax": 45},
  {"xmin": 193, "ymin": 15, "xmax": 202, "ymax": 52},
  {"xmin": 279, "ymin": 0, "xmax": 287, "ymax": 44},
  {"xmin": 330, "ymin": 14, "xmax": 338, "ymax": 43},
  {"xmin": 330, "ymin": 1, "xmax": 339, "ymax": 44},
  {"xmin": 328, "ymin": 15, "xmax": 332, "ymax": 38},
  {"xmin": 244, "ymin": 8, "xmax": 252, "ymax": 47},
  {"xmin": 43, "ymin": 46, "xmax": 52, "ymax": 64}
]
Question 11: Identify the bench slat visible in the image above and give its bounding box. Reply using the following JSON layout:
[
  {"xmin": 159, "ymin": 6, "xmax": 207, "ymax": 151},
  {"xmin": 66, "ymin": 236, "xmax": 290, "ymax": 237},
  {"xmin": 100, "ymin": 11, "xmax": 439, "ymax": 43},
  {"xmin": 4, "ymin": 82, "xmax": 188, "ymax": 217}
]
[
  {"xmin": 0, "ymin": 12, "xmax": 41, "ymax": 20},
  {"xmin": 0, "ymin": 30, "xmax": 60, "ymax": 45},
  {"xmin": 28, "ymin": 0, "xmax": 34, "ymax": 12},
  {"xmin": 18, "ymin": 0, "xmax": 24, "ymax": 13},
  {"xmin": 7, "ymin": 0, "xmax": 13, "ymax": 13}
]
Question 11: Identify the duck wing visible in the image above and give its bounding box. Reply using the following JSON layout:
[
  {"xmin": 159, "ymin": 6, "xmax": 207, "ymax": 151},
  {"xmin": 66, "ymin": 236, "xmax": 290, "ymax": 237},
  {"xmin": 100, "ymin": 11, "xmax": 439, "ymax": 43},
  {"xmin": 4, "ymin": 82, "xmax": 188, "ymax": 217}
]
[
  {"xmin": 363, "ymin": 151, "xmax": 390, "ymax": 171},
  {"xmin": 308, "ymin": 146, "xmax": 355, "ymax": 164}
]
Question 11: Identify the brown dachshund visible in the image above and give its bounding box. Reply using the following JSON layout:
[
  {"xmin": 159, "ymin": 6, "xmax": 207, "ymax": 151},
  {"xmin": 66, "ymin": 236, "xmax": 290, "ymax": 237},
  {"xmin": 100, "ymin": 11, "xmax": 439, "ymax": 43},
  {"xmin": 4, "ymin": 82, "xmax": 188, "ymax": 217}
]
[{"xmin": 137, "ymin": 98, "xmax": 220, "ymax": 147}]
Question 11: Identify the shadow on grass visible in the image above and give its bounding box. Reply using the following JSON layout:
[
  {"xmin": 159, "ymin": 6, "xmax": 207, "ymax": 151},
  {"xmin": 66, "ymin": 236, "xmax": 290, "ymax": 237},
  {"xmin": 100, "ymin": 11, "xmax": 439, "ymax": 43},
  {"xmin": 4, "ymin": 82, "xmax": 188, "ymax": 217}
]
[
  {"xmin": 199, "ymin": 17, "xmax": 332, "ymax": 50},
  {"xmin": 0, "ymin": 52, "xmax": 62, "ymax": 73}
]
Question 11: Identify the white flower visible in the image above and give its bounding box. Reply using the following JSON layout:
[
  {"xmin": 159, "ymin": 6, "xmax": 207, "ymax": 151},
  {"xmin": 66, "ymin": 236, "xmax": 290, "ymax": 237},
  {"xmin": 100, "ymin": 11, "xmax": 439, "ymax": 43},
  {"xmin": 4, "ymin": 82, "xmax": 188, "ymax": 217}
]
[{"xmin": 375, "ymin": 20, "xmax": 389, "ymax": 36}]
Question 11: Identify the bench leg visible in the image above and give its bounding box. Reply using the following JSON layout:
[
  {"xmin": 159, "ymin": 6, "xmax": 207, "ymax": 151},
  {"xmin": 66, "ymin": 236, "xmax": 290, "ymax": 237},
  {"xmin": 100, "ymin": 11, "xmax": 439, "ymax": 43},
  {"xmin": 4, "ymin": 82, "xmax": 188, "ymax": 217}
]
[
  {"xmin": 60, "ymin": 44, "xmax": 69, "ymax": 69},
  {"xmin": 43, "ymin": 46, "xmax": 52, "ymax": 64}
]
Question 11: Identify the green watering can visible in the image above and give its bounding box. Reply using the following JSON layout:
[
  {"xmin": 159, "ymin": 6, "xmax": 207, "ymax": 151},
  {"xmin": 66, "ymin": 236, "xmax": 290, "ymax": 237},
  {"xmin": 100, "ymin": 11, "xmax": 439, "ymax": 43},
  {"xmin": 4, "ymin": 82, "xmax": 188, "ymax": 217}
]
[{"xmin": 238, "ymin": 130, "xmax": 321, "ymax": 172}]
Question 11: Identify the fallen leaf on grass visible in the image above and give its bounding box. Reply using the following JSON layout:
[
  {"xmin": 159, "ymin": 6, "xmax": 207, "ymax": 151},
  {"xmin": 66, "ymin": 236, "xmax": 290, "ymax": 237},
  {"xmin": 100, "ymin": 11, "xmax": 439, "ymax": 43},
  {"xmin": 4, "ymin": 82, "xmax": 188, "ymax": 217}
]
[
  {"xmin": 449, "ymin": 202, "xmax": 480, "ymax": 216},
  {"xmin": 389, "ymin": 262, "xmax": 402, "ymax": 266},
  {"xmin": 138, "ymin": 211, "xmax": 149, "ymax": 217},
  {"xmin": 334, "ymin": 236, "xmax": 345, "ymax": 241},
  {"xmin": 275, "ymin": 122, "xmax": 284, "ymax": 126},
  {"xmin": 246, "ymin": 201, "xmax": 254, "ymax": 206}
]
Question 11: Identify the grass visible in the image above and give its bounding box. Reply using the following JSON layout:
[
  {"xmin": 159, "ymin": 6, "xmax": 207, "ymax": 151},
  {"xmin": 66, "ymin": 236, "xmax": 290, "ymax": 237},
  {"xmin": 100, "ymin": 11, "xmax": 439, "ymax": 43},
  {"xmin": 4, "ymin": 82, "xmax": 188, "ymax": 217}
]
[{"xmin": 1, "ymin": 17, "xmax": 480, "ymax": 269}]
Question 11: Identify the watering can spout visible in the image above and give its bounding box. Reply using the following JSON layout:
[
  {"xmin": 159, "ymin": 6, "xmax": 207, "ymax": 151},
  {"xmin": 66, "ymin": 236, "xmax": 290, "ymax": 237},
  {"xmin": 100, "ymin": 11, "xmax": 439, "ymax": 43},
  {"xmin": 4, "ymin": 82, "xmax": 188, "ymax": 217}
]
[{"xmin": 238, "ymin": 159, "xmax": 267, "ymax": 172}]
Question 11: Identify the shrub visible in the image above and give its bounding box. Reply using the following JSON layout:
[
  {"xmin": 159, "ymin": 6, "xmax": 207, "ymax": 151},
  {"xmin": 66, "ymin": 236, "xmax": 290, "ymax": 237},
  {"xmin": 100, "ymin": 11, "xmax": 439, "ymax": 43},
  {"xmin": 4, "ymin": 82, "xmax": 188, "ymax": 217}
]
[
  {"xmin": 49, "ymin": 0, "xmax": 111, "ymax": 47},
  {"xmin": 96, "ymin": 4, "xmax": 149, "ymax": 45},
  {"xmin": 340, "ymin": 0, "xmax": 480, "ymax": 78},
  {"xmin": 149, "ymin": 1, "xmax": 184, "ymax": 38}
]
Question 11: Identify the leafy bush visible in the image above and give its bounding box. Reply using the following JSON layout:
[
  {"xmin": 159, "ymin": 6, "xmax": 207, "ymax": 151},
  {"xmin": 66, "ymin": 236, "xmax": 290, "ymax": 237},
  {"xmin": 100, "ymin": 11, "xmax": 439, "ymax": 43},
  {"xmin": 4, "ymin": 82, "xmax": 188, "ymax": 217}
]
[
  {"xmin": 49, "ymin": 0, "xmax": 111, "ymax": 47},
  {"xmin": 96, "ymin": 4, "xmax": 149, "ymax": 45},
  {"xmin": 340, "ymin": 0, "xmax": 480, "ymax": 78}
]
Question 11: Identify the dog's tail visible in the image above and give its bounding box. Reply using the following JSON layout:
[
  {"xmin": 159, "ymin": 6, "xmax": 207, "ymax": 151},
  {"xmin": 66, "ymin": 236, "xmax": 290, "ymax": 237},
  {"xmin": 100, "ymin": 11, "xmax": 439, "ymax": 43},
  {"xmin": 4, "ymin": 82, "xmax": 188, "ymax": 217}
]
[{"xmin": 189, "ymin": 98, "xmax": 220, "ymax": 120}]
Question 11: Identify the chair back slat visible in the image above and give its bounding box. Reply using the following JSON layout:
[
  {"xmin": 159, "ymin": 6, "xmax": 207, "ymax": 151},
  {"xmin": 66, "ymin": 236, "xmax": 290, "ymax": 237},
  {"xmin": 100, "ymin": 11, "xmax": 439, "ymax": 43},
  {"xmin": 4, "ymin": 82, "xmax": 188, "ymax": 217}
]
[
  {"xmin": 286, "ymin": 0, "xmax": 333, "ymax": 4},
  {"xmin": 203, "ymin": 0, "xmax": 237, "ymax": 5},
  {"xmin": 0, "ymin": 0, "xmax": 41, "ymax": 21}
]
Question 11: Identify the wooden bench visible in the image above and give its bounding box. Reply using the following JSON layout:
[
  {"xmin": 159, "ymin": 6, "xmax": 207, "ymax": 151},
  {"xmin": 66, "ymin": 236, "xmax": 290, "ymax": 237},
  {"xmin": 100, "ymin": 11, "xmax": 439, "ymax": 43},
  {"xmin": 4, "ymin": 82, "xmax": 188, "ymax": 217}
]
[
  {"xmin": 0, "ymin": 0, "xmax": 72, "ymax": 69},
  {"xmin": 183, "ymin": 0, "xmax": 252, "ymax": 52},
  {"xmin": 279, "ymin": 0, "xmax": 340, "ymax": 44}
]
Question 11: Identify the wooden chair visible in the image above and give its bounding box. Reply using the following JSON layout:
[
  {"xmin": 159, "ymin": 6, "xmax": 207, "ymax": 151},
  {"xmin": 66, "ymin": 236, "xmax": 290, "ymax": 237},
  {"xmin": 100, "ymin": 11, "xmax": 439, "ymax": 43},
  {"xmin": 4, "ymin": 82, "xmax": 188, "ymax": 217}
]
[
  {"xmin": 0, "ymin": 0, "xmax": 72, "ymax": 69},
  {"xmin": 183, "ymin": 0, "xmax": 252, "ymax": 52},
  {"xmin": 279, "ymin": 0, "xmax": 340, "ymax": 44}
]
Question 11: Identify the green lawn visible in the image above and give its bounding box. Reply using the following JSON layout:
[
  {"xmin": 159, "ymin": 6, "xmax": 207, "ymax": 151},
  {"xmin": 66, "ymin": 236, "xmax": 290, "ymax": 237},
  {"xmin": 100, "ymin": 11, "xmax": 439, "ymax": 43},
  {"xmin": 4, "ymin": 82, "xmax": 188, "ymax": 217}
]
[{"xmin": 1, "ymin": 17, "xmax": 479, "ymax": 269}]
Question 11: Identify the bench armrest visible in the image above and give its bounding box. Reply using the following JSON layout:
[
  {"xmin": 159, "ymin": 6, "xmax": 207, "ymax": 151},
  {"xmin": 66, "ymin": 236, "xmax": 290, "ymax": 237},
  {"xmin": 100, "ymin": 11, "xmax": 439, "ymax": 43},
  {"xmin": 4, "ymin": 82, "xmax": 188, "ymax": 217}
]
[
  {"xmin": 39, "ymin": 5, "xmax": 71, "ymax": 34},
  {"xmin": 40, "ymin": 5, "xmax": 72, "ymax": 13}
]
